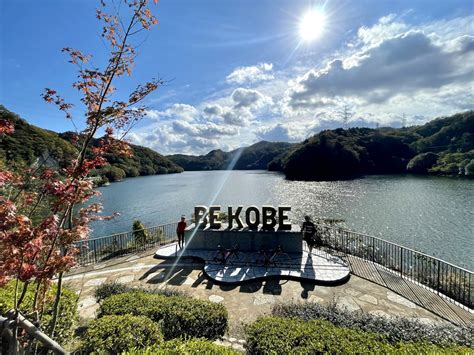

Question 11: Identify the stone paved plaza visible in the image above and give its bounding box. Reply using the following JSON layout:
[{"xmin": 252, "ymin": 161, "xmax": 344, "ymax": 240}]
[{"xmin": 63, "ymin": 248, "xmax": 455, "ymax": 344}]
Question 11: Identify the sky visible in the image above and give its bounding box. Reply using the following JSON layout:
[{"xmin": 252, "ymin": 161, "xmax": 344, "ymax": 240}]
[{"xmin": 1, "ymin": 0, "xmax": 473, "ymax": 155}]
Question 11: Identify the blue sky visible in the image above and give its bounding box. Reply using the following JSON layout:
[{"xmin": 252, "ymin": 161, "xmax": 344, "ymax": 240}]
[{"xmin": 1, "ymin": 0, "xmax": 473, "ymax": 154}]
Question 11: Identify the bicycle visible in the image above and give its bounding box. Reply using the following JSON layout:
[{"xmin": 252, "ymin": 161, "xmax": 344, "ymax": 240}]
[
  {"xmin": 213, "ymin": 244, "xmax": 240, "ymax": 265},
  {"xmin": 258, "ymin": 245, "xmax": 292, "ymax": 267}
]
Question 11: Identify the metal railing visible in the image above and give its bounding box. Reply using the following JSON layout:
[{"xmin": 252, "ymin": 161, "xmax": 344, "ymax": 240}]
[
  {"xmin": 319, "ymin": 225, "xmax": 473, "ymax": 310},
  {"xmin": 74, "ymin": 221, "xmax": 472, "ymax": 310},
  {"xmin": 74, "ymin": 222, "xmax": 178, "ymax": 266}
]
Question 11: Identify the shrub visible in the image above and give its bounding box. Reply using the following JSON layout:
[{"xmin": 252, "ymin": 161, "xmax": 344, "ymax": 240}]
[
  {"xmin": 272, "ymin": 302, "xmax": 473, "ymax": 347},
  {"xmin": 94, "ymin": 282, "xmax": 188, "ymax": 302},
  {"xmin": 245, "ymin": 316, "xmax": 471, "ymax": 354},
  {"xmin": 125, "ymin": 338, "xmax": 239, "ymax": 354},
  {"xmin": 133, "ymin": 219, "xmax": 150, "ymax": 247},
  {"xmin": 94, "ymin": 281, "xmax": 133, "ymax": 302},
  {"xmin": 99, "ymin": 291, "xmax": 228, "ymax": 340},
  {"xmin": 0, "ymin": 280, "xmax": 78, "ymax": 345},
  {"xmin": 82, "ymin": 314, "xmax": 163, "ymax": 353}
]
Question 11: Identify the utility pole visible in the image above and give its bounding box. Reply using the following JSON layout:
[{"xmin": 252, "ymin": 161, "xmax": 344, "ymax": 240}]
[
  {"xmin": 339, "ymin": 105, "xmax": 352, "ymax": 129},
  {"xmin": 401, "ymin": 113, "xmax": 407, "ymax": 128}
]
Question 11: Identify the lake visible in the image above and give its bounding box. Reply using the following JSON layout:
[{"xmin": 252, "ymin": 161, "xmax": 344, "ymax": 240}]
[{"xmin": 90, "ymin": 171, "xmax": 474, "ymax": 270}]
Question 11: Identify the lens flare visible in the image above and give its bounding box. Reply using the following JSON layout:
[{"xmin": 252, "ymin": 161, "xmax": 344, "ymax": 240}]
[{"xmin": 299, "ymin": 9, "xmax": 326, "ymax": 41}]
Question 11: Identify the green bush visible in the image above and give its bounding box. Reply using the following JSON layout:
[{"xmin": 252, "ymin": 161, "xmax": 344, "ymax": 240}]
[
  {"xmin": 94, "ymin": 282, "xmax": 188, "ymax": 303},
  {"xmin": 0, "ymin": 280, "xmax": 78, "ymax": 345},
  {"xmin": 272, "ymin": 302, "xmax": 473, "ymax": 347},
  {"xmin": 245, "ymin": 316, "xmax": 471, "ymax": 354},
  {"xmin": 133, "ymin": 219, "xmax": 150, "ymax": 247},
  {"xmin": 94, "ymin": 281, "xmax": 133, "ymax": 302},
  {"xmin": 82, "ymin": 314, "xmax": 163, "ymax": 353},
  {"xmin": 125, "ymin": 338, "xmax": 239, "ymax": 354},
  {"xmin": 99, "ymin": 291, "xmax": 228, "ymax": 340}
]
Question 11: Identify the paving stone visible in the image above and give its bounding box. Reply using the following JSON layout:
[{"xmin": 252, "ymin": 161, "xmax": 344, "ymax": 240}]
[
  {"xmin": 345, "ymin": 288, "xmax": 362, "ymax": 296},
  {"xmin": 228, "ymin": 337, "xmax": 237, "ymax": 342},
  {"xmin": 182, "ymin": 277, "xmax": 195, "ymax": 286},
  {"xmin": 209, "ymin": 295, "xmax": 224, "ymax": 303},
  {"xmin": 84, "ymin": 277, "xmax": 107, "ymax": 287},
  {"xmin": 358, "ymin": 294, "xmax": 378, "ymax": 305},
  {"xmin": 80, "ymin": 303, "xmax": 100, "ymax": 319},
  {"xmin": 78, "ymin": 296, "xmax": 97, "ymax": 309},
  {"xmin": 308, "ymin": 295, "xmax": 325, "ymax": 303},
  {"xmin": 132, "ymin": 263, "xmax": 146, "ymax": 273},
  {"xmin": 126, "ymin": 255, "xmax": 140, "ymax": 262},
  {"xmin": 386, "ymin": 291, "xmax": 417, "ymax": 309},
  {"xmin": 238, "ymin": 339, "xmax": 245, "ymax": 344},
  {"xmin": 116, "ymin": 275, "xmax": 134, "ymax": 284},
  {"xmin": 336, "ymin": 296, "xmax": 361, "ymax": 312},
  {"xmin": 146, "ymin": 271, "xmax": 166, "ymax": 281},
  {"xmin": 253, "ymin": 294, "xmax": 275, "ymax": 306}
]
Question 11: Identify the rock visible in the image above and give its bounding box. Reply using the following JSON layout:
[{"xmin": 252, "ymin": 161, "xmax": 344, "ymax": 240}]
[
  {"xmin": 84, "ymin": 277, "xmax": 107, "ymax": 287},
  {"xmin": 253, "ymin": 294, "xmax": 275, "ymax": 306},
  {"xmin": 336, "ymin": 296, "xmax": 361, "ymax": 312},
  {"xmin": 116, "ymin": 275, "xmax": 134, "ymax": 284},
  {"xmin": 209, "ymin": 295, "xmax": 224, "ymax": 303},
  {"xmin": 358, "ymin": 294, "xmax": 378, "ymax": 305}
]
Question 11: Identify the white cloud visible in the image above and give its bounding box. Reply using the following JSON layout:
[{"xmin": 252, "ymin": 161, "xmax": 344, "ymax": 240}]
[
  {"xmin": 172, "ymin": 120, "xmax": 238, "ymax": 137},
  {"xmin": 146, "ymin": 103, "xmax": 199, "ymax": 121},
  {"xmin": 256, "ymin": 123, "xmax": 311, "ymax": 142},
  {"xmin": 288, "ymin": 28, "xmax": 474, "ymax": 109},
  {"xmin": 231, "ymin": 88, "xmax": 271, "ymax": 108},
  {"xmin": 226, "ymin": 63, "xmax": 274, "ymax": 84}
]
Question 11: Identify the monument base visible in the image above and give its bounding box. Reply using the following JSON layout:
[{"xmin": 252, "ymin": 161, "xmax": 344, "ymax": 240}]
[{"xmin": 184, "ymin": 223, "xmax": 303, "ymax": 254}]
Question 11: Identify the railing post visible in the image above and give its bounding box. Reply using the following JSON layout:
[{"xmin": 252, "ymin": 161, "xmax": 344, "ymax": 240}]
[
  {"xmin": 437, "ymin": 260, "xmax": 441, "ymax": 295},
  {"xmin": 400, "ymin": 246, "xmax": 403, "ymax": 277},
  {"xmin": 93, "ymin": 239, "xmax": 98, "ymax": 263},
  {"xmin": 371, "ymin": 237, "xmax": 375, "ymax": 263}
]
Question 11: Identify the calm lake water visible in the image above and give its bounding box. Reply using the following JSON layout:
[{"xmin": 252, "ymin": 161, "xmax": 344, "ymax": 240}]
[{"xmin": 90, "ymin": 171, "xmax": 474, "ymax": 270}]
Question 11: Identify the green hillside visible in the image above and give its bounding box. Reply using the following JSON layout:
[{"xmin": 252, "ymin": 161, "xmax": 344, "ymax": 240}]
[
  {"xmin": 0, "ymin": 106, "xmax": 183, "ymax": 182},
  {"xmin": 167, "ymin": 141, "xmax": 292, "ymax": 171},
  {"xmin": 278, "ymin": 111, "xmax": 474, "ymax": 180},
  {"xmin": 0, "ymin": 105, "xmax": 78, "ymax": 169}
]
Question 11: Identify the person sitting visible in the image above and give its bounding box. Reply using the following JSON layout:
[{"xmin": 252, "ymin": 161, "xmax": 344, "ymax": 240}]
[{"xmin": 301, "ymin": 215, "xmax": 316, "ymax": 254}]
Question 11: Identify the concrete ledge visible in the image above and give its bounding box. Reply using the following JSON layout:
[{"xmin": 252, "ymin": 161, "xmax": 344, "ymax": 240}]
[{"xmin": 155, "ymin": 243, "xmax": 350, "ymax": 285}]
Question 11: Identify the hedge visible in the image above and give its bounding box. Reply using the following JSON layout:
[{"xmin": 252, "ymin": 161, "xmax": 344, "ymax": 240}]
[
  {"xmin": 124, "ymin": 338, "xmax": 239, "ymax": 354},
  {"xmin": 0, "ymin": 280, "xmax": 78, "ymax": 345},
  {"xmin": 94, "ymin": 281, "xmax": 187, "ymax": 303},
  {"xmin": 82, "ymin": 314, "xmax": 163, "ymax": 354},
  {"xmin": 245, "ymin": 316, "xmax": 472, "ymax": 354},
  {"xmin": 272, "ymin": 302, "xmax": 473, "ymax": 347},
  {"xmin": 99, "ymin": 291, "xmax": 228, "ymax": 340}
]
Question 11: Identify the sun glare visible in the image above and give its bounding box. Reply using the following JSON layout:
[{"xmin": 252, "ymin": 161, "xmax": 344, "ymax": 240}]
[{"xmin": 299, "ymin": 9, "xmax": 326, "ymax": 42}]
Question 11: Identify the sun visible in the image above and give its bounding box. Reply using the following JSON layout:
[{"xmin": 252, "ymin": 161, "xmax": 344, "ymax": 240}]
[{"xmin": 299, "ymin": 9, "xmax": 326, "ymax": 42}]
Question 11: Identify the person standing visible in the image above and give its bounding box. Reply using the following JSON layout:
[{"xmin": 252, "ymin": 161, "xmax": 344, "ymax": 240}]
[
  {"xmin": 301, "ymin": 215, "xmax": 316, "ymax": 254},
  {"xmin": 177, "ymin": 215, "xmax": 187, "ymax": 249}
]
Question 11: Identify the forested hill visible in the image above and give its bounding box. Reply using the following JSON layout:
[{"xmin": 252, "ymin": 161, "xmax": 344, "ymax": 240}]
[
  {"xmin": 167, "ymin": 141, "xmax": 293, "ymax": 171},
  {"xmin": 277, "ymin": 111, "xmax": 474, "ymax": 181},
  {"xmin": 0, "ymin": 106, "xmax": 183, "ymax": 183}
]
